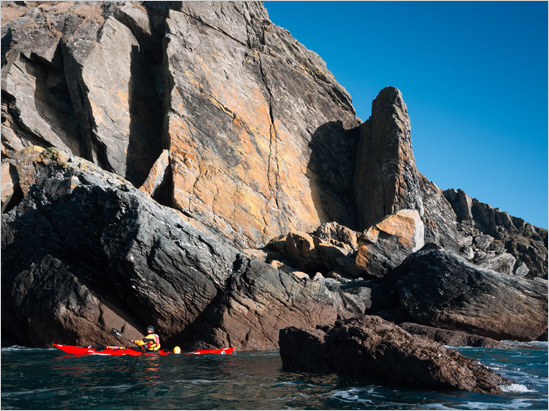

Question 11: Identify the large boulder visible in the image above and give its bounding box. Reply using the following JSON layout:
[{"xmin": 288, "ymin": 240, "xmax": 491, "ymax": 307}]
[
  {"xmin": 355, "ymin": 209, "xmax": 424, "ymax": 277},
  {"xmin": 1, "ymin": 147, "xmax": 360, "ymax": 349},
  {"xmin": 284, "ymin": 231, "xmax": 351, "ymax": 275},
  {"xmin": 279, "ymin": 316, "xmax": 511, "ymax": 394},
  {"xmin": 1, "ymin": 160, "xmax": 22, "ymax": 213},
  {"xmin": 314, "ymin": 221, "xmax": 359, "ymax": 253},
  {"xmin": 394, "ymin": 245, "xmax": 548, "ymax": 341}
]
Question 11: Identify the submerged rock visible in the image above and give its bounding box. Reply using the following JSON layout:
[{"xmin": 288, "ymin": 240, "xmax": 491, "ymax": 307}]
[{"xmin": 279, "ymin": 316, "xmax": 511, "ymax": 394}]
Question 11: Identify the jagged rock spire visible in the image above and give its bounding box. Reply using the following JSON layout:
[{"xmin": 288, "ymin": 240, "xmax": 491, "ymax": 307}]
[{"xmin": 354, "ymin": 87, "xmax": 424, "ymax": 230}]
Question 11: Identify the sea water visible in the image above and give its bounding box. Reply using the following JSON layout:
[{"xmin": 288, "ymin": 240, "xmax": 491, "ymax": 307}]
[{"xmin": 1, "ymin": 342, "xmax": 547, "ymax": 410}]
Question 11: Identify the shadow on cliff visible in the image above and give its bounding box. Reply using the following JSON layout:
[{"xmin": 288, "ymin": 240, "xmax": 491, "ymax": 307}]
[
  {"xmin": 126, "ymin": 2, "xmax": 180, "ymax": 189},
  {"xmin": 127, "ymin": 44, "xmax": 165, "ymax": 188},
  {"xmin": 306, "ymin": 121, "xmax": 360, "ymax": 230},
  {"xmin": 30, "ymin": 46, "xmax": 83, "ymax": 155},
  {"xmin": 1, "ymin": 187, "xmax": 141, "ymax": 345}
]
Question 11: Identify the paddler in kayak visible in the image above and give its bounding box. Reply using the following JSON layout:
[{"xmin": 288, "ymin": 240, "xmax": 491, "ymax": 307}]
[{"xmin": 132, "ymin": 325, "xmax": 161, "ymax": 352}]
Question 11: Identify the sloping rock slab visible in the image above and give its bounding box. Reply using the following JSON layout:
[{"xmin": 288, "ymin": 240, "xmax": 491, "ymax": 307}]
[
  {"xmin": 394, "ymin": 245, "xmax": 548, "ymax": 341},
  {"xmin": 173, "ymin": 256, "xmax": 345, "ymax": 351},
  {"xmin": 279, "ymin": 316, "xmax": 511, "ymax": 394}
]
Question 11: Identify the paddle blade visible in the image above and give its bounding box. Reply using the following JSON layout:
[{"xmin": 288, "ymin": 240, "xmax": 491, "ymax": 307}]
[
  {"xmin": 110, "ymin": 328, "xmax": 122, "ymax": 337},
  {"xmin": 110, "ymin": 328, "xmax": 138, "ymax": 347}
]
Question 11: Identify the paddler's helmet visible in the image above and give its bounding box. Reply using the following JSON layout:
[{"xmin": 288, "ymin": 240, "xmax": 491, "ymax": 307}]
[{"xmin": 146, "ymin": 325, "xmax": 155, "ymax": 334}]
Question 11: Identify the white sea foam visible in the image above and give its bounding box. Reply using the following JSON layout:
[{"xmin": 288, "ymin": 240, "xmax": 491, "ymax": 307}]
[
  {"xmin": 331, "ymin": 388, "xmax": 360, "ymax": 401},
  {"xmin": 501, "ymin": 340, "xmax": 548, "ymax": 349},
  {"xmin": 500, "ymin": 383, "xmax": 535, "ymax": 393},
  {"xmin": 330, "ymin": 389, "xmax": 375, "ymax": 406},
  {"xmin": 461, "ymin": 399, "xmax": 533, "ymax": 410},
  {"xmin": 1, "ymin": 345, "xmax": 52, "ymax": 352}
]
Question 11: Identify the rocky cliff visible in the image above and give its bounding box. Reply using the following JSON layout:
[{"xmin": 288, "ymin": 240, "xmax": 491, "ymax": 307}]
[
  {"xmin": 2, "ymin": 1, "xmax": 547, "ymax": 351},
  {"xmin": 2, "ymin": 146, "xmax": 372, "ymax": 349},
  {"xmin": 2, "ymin": 0, "xmax": 360, "ymax": 250}
]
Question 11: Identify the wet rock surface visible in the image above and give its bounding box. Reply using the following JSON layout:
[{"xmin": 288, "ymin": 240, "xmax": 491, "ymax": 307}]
[{"xmin": 279, "ymin": 316, "xmax": 511, "ymax": 394}]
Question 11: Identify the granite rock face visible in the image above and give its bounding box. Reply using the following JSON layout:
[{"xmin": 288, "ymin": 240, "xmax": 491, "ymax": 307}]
[
  {"xmin": 279, "ymin": 316, "xmax": 511, "ymax": 394},
  {"xmin": 1, "ymin": 147, "xmax": 361, "ymax": 349},
  {"xmin": 2, "ymin": 1, "xmax": 361, "ymax": 250}
]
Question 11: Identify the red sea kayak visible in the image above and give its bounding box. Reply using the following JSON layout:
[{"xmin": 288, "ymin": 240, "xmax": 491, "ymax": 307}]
[{"xmin": 53, "ymin": 344, "xmax": 235, "ymax": 356}]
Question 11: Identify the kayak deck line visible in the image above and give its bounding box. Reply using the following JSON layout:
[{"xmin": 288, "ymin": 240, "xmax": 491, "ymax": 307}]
[{"xmin": 53, "ymin": 344, "xmax": 235, "ymax": 356}]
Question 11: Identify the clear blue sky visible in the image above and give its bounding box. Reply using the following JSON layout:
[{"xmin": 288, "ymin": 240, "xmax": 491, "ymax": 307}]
[{"xmin": 265, "ymin": 1, "xmax": 548, "ymax": 229}]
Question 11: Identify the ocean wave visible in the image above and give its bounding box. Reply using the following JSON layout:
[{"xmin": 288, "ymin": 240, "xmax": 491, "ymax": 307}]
[
  {"xmin": 460, "ymin": 398, "xmax": 534, "ymax": 410},
  {"xmin": 500, "ymin": 383, "xmax": 535, "ymax": 393},
  {"xmin": 1, "ymin": 345, "xmax": 53, "ymax": 352},
  {"xmin": 330, "ymin": 388, "xmax": 375, "ymax": 406},
  {"xmin": 501, "ymin": 340, "xmax": 548, "ymax": 349}
]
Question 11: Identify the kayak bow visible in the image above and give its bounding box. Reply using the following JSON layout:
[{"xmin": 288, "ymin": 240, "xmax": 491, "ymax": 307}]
[{"xmin": 53, "ymin": 344, "xmax": 235, "ymax": 356}]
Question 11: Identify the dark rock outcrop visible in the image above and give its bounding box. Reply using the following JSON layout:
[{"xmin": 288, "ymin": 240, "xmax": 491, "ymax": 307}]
[
  {"xmin": 394, "ymin": 245, "xmax": 548, "ymax": 341},
  {"xmin": 1, "ymin": 147, "xmax": 361, "ymax": 349},
  {"xmin": 279, "ymin": 316, "xmax": 511, "ymax": 394},
  {"xmin": 445, "ymin": 189, "xmax": 548, "ymax": 279}
]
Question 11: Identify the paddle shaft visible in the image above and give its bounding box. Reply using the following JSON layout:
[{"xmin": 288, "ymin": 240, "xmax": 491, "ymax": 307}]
[{"xmin": 110, "ymin": 328, "xmax": 141, "ymax": 348}]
